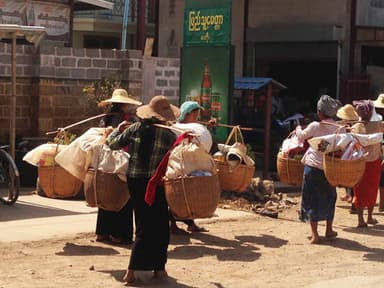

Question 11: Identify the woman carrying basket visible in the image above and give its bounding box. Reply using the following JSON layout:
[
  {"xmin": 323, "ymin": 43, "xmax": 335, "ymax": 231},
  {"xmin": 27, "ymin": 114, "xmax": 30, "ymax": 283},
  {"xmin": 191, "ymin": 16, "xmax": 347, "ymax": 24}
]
[
  {"xmin": 295, "ymin": 95, "xmax": 342, "ymax": 244},
  {"xmin": 96, "ymin": 89, "xmax": 142, "ymax": 245},
  {"xmin": 106, "ymin": 96, "xmax": 179, "ymax": 285},
  {"xmin": 169, "ymin": 101, "xmax": 215, "ymax": 234},
  {"xmin": 352, "ymin": 100, "xmax": 382, "ymax": 228}
]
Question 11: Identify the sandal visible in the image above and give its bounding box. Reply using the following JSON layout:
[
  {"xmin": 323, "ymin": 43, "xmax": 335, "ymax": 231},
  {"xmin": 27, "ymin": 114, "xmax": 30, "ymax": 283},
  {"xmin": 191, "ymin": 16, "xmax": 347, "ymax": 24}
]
[
  {"xmin": 325, "ymin": 231, "xmax": 338, "ymax": 238},
  {"xmin": 95, "ymin": 235, "xmax": 109, "ymax": 243},
  {"xmin": 357, "ymin": 223, "xmax": 368, "ymax": 228},
  {"xmin": 367, "ymin": 218, "xmax": 379, "ymax": 225},
  {"xmin": 187, "ymin": 225, "xmax": 209, "ymax": 233},
  {"xmin": 109, "ymin": 236, "xmax": 133, "ymax": 245},
  {"xmin": 123, "ymin": 270, "xmax": 136, "ymax": 285},
  {"xmin": 171, "ymin": 226, "xmax": 190, "ymax": 235}
]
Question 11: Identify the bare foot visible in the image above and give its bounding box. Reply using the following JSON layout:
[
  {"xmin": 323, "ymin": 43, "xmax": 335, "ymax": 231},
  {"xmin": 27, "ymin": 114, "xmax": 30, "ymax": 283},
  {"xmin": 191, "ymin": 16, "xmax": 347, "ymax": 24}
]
[
  {"xmin": 325, "ymin": 231, "xmax": 338, "ymax": 238},
  {"xmin": 310, "ymin": 235, "xmax": 320, "ymax": 245},
  {"xmin": 154, "ymin": 270, "xmax": 168, "ymax": 279},
  {"xmin": 357, "ymin": 222, "xmax": 368, "ymax": 228},
  {"xmin": 95, "ymin": 234, "xmax": 109, "ymax": 242},
  {"xmin": 367, "ymin": 218, "xmax": 378, "ymax": 225},
  {"xmin": 171, "ymin": 225, "xmax": 189, "ymax": 235},
  {"xmin": 187, "ymin": 224, "xmax": 209, "ymax": 233},
  {"xmin": 123, "ymin": 270, "xmax": 136, "ymax": 285}
]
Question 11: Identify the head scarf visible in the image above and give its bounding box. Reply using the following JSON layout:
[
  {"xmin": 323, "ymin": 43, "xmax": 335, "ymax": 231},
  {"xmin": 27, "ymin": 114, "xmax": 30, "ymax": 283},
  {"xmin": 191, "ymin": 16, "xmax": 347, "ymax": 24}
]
[
  {"xmin": 353, "ymin": 100, "xmax": 374, "ymax": 121},
  {"xmin": 317, "ymin": 95, "xmax": 341, "ymax": 118}
]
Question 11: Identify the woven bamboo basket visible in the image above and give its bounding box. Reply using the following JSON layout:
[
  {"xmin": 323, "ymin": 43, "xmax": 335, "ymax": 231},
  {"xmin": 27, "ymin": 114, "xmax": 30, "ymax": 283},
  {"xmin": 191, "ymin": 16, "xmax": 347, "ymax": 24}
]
[
  {"xmin": 164, "ymin": 174, "xmax": 221, "ymax": 219},
  {"xmin": 215, "ymin": 126, "xmax": 255, "ymax": 192},
  {"xmin": 215, "ymin": 161, "xmax": 255, "ymax": 192},
  {"xmin": 276, "ymin": 152, "xmax": 304, "ymax": 186},
  {"xmin": 84, "ymin": 169, "xmax": 97, "ymax": 207},
  {"xmin": 92, "ymin": 170, "xmax": 130, "ymax": 212},
  {"xmin": 38, "ymin": 165, "xmax": 83, "ymax": 199},
  {"xmin": 323, "ymin": 154, "xmax": 365, "ymax": 188}
]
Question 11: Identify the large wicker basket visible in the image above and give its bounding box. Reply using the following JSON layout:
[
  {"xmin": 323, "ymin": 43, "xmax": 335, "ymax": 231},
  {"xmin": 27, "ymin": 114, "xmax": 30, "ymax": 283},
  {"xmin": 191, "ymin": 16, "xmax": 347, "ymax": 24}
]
[
  {"xmin": 84, "ymin": 169, "xmax": 130, "ymax": 212},
  {"xmin": 323, "ymin": 154, "xmax": 365, "ymax": 188},
  {"xmin": 215, "ymin": 161, "xmax": 255, "ymax": 192},
  {"xmin": 164, "ymin": 174, "xmax": 221, "ymax": 219},
  {"xmin": 276, "ymin": 152, "xmax": 304, "ymax": 186},
  {"xmin": 38, "ymin": 165, "xmax": 83, "ymax": 199}
]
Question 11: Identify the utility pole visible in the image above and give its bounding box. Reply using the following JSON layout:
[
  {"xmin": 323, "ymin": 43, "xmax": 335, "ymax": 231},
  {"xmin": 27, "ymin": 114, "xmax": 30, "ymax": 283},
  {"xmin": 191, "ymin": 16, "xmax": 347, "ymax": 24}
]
[
  {"xmin": 349, "ymin": 0, "xmax": 357, "ymax": 74},
  {"xmin": 136, "ymin": 0, "xmax": 146, "ymax": 51},
  {"xmin": 121, "ymin": 0, "xmax": 130, "ymax": 49}
]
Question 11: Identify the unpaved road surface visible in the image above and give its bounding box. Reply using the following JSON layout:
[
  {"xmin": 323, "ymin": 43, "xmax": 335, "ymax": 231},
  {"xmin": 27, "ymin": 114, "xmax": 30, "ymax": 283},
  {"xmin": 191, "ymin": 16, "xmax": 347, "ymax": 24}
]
[{"xmin": 0, "ymin": 194, "xmax": 383, "ymax": 288}]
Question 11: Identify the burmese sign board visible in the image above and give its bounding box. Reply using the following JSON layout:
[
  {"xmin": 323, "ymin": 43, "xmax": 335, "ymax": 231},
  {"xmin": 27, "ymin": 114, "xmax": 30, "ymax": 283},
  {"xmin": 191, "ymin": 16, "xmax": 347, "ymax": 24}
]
[{"xmin": 184, "ymin": 7, "xmax": 231, "ymax": 47}]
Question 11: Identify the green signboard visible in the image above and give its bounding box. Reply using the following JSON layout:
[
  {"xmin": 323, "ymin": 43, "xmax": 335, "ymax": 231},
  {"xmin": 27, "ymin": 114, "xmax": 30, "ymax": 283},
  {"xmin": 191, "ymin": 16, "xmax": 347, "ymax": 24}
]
[
  {"xmin": 184, "ymin": 7, "xmax": 231, "ymax": 46},
  {"xmin": 180, "ymin": 46, "xmax": 233, "ymax": 140},
  {"xmin": 181, "ymin": 0, "xmax": 233, "ymax": 140}
]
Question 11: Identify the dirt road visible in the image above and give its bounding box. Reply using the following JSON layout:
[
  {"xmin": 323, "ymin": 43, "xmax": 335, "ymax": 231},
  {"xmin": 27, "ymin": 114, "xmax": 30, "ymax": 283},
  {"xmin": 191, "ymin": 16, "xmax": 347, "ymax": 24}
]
[{"xmin": 1, "ymin": 192, "xmax": 383, "ymax": 288}]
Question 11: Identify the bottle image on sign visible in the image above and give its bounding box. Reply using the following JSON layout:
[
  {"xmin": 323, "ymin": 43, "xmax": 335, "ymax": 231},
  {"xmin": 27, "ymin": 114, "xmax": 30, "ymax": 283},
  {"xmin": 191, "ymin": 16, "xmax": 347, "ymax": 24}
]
[
  {"xmin": 200, "ymin": 59, "xmax": 212, "ymax": 121},
  {"xmin": 211, "ymin": 92, "xmax": 222, "ymax": 121}
]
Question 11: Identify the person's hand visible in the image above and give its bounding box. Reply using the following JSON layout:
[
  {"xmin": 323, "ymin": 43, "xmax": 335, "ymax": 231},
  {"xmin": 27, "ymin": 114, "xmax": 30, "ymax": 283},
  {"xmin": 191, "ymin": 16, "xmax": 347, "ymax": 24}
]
[
  {"xmin": 117, "ymin": 121, "xmax": 130, "ymax": 133},
  {"xmin": 207, "ymin": 118, "xmax": 218, "ymax": 128},
  {"xmin": 104, "ymin": 126, "xmax": 114, "ymax": 137}
]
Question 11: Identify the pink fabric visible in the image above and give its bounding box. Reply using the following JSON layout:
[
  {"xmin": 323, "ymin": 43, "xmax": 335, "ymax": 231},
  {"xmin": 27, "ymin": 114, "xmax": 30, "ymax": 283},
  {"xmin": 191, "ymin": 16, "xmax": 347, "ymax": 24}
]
[
  {"xmin": 144, "ymin": 133, "xmax": 190, "ymax": 206},
  {"xmin": 296, "ymin": 119, "xmax": 344, "ymax": 170}
]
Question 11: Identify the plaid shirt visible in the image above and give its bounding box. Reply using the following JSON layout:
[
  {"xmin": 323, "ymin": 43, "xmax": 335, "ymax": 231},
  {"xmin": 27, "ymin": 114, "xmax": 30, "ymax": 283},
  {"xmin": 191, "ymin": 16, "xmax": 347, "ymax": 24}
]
[{"xmin": 107, "ymin": 122, "xmax": 176, "ymax": 179}]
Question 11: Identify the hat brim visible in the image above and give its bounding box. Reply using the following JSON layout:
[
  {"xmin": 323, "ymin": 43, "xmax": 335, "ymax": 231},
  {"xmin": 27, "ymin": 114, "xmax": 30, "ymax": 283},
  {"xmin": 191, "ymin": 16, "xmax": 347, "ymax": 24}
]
[
  {"xmin": 136, "ymin": 104, "xmax": 180, "ymax": 121},
  {"xmin": 373, "ymin": 100, "xmax": 384, "ymax": 109},
  {"xmin": 98, "ymin": 97, "xmax": 142, "ymax": 107},
  {"xmin": 336, "ymin": 110, "xmax": 359, "ymax": 121}
]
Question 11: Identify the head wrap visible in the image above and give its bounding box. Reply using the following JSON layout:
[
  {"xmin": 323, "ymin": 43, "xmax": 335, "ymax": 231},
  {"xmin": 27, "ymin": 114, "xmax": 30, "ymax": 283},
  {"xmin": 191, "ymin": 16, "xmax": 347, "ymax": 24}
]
[
  {"xmin": 317, "ymin": 95, "xmax": 341, "ymax": 118},
  {"xmin": 178, "ymin": 101, "xmax": 203, "ymax": 122},
  {"xmin": 353, "ymin": 100, "xmax": 374, "ymax": 121}
]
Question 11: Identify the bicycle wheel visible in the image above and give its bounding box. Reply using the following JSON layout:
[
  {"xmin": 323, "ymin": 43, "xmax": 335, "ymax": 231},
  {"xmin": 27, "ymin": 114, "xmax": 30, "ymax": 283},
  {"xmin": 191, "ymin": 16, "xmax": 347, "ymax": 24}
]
[{"xmin": 0, "ymin": 149, "xmax": 20, "ymax": 205}]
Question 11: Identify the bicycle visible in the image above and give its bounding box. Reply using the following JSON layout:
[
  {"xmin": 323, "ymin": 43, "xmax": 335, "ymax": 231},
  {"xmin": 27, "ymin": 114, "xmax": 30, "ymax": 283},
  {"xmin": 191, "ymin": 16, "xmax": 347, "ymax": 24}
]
[{"xmin": 0, "ymin": 145, "xmax": 20, "ymax": 205}]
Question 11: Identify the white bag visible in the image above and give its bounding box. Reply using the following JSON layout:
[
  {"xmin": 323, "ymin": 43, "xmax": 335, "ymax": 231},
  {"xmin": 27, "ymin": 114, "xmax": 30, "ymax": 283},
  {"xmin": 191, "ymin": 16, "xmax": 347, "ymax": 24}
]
[
  {"xmin": 166, "ymin": 141, "xmax": 217, "ymax": 179},
  {"xmin": 90, "ymin": 144, "xmax": 130, "ymax": 182},
  {"xmin": 23, "ymin": 144, "xmax": 67, "ymax": 167},
  {"xmin": 172, "ymin": 122, "xmax": 213, "ymax": 152}
]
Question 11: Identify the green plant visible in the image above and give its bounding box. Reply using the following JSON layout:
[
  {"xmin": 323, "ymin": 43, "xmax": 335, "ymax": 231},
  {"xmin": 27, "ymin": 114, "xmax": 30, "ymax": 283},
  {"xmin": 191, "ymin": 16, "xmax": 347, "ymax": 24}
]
[{"xmin": 83, "ymin": 75, "xmax": 121, "ymax": 109}]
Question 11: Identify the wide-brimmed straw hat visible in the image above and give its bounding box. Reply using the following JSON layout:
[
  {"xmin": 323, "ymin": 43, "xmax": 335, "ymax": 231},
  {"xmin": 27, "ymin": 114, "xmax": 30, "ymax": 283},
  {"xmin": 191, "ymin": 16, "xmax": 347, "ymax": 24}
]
[
  {"xmin": 98, "ymin": 89, "xmax": 142, "ymax": 107},
  {"xmin": 136, "ymin": 95, "xmax": 180, "ymax": 121},
  {"xmin": 373, "ymin": 93, "xmax": 384, "ymax": 109},
  {"xmin": 225, "ymin": 143, "xmax": 255, "ymax": 167},
  {"xmin": 336, "ymin": 104, "xmax": 359, "ymax": 121}
]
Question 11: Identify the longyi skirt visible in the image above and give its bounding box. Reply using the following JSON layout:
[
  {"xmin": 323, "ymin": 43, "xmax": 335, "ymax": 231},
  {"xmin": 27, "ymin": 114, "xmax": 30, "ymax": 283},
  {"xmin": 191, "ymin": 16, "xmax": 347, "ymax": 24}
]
[{"xmin": 300, "ymin": 165, "xmax": 337, "ymax": 223}]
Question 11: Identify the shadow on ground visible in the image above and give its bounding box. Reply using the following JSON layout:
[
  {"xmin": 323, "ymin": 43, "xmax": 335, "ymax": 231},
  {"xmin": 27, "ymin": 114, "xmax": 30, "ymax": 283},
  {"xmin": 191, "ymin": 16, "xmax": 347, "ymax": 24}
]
[
  {"xmin": 98, "ymin": 270, "xmax": 194, "ymax": 287},
  {"xmin": 320, "ymin": 236, "xmax": 384, "ymax": 262},
  {"xmin": 169, "ymin": 232, "xmax": 288, "ymax": 262},
  {"xmin": 0, "ymin": 200, "xmax": 95, "ymax": 222},
  {"xmin": 56, "ymin": 242, "xmax": 120, "ymax": 256}
]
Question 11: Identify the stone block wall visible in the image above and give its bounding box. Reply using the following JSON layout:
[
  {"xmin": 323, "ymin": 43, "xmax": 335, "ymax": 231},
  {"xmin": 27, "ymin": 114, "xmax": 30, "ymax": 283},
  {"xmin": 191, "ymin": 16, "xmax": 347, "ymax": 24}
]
[
  {"xmin": 142, "ymin": 57, "xmax": 180, "ymax": 105},
  {"xmin": 0, "ymin": 43, "xmax": 181, "ymax": 142}
]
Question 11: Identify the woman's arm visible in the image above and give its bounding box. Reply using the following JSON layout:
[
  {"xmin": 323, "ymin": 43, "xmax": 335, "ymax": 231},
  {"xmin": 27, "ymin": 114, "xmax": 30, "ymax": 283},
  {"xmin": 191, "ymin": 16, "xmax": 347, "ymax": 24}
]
[
  {"xmin": 107, "ymin": 122, "xmax": 139, "ymax": 150},
  {"xmin": 295, "ymin": 122, "xmax": 318, "ymax": 142}
]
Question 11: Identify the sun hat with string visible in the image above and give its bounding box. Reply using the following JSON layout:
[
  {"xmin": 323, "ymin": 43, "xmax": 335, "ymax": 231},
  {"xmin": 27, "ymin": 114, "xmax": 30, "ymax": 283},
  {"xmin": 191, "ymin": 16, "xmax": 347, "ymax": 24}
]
[
  {"xmin": 98, "ymin": 89, "xmax": 142, "ymax": 107},
  {"xmin": 136, "ymin": 95, "xmax": 180, "ymax": 121},
  {"xmin": 336, "ymin": 104, "xmax": 359, "ymax": 121}
]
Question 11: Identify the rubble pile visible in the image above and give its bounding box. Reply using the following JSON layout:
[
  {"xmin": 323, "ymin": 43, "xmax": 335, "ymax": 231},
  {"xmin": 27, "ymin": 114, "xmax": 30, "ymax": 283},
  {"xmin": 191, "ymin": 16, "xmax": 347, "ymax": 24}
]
[{"xmin": 220, "ymin": 178, "xmax": 298, "ymax": 218}]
